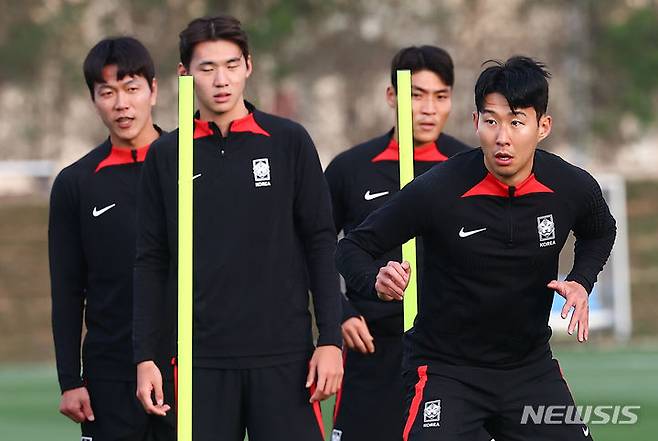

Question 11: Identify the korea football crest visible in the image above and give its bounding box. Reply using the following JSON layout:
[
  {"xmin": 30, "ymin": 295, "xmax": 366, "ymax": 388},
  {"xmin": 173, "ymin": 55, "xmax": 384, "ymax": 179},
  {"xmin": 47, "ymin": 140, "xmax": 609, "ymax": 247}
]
[
  {"xmin": 252, "ymin": 158, "xmax": 271, "ymax": 187},
  {"xmin": 537, "ymin": 214, "xmax": 556, "ymax": 247},
  {"xmin": 423, "ymin": 399, "xmax": 441, "ymax": 427}
]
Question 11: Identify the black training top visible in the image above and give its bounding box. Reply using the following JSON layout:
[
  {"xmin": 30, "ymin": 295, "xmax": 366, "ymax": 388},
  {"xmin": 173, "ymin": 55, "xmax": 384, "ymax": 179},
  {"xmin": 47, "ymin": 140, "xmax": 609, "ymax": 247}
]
[
  {"xmin": 325, "ymin": 130, "xmax": 471, "ymax": 335},
  {"xmin": 336, "ymin": 148, "xmax": 616, "ymax": 369},
  {"xmin": 49, "ymin": 128, "xmax": 161, "ymax": 393},
  {"xmin": 133, "ymin": 102, "xmax": 342, "ymax": 370}
]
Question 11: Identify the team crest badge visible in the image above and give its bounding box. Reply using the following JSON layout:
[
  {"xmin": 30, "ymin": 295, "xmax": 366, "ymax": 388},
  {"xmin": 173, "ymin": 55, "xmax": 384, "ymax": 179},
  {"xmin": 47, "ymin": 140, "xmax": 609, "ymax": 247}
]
[
  {"xmin": 252, "ymin": 158, "xmax": 271, "ymax": 187},
  {"xmin": 537, "ymin": 214, "xmax": 556, "ymax": 247},
  {"xmin": 423, "ymin": 399, "xmax": 441, "ymax": 426}
]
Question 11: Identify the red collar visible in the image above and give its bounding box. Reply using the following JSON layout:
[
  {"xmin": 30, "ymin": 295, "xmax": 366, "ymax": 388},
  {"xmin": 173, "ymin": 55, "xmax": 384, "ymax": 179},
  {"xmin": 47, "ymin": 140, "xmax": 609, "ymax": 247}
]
[
  {"xmin": 193, "ymin": 112, "xmax": 271, "ymax": 139},
  {"xmin": 95, "ymin": 144, "xmax": 150, "ymax": 173},
  {"xmin": 371, "ymin": 137, "xmax": 448, "ymax": 163},
  {"xmin": 461, "ymin": 172, "xmax": 554, "ymax": 198}
]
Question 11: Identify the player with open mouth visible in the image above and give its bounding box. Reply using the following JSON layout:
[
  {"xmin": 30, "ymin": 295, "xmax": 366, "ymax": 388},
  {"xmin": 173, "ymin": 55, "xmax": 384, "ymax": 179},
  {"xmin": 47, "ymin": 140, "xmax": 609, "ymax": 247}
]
[{"xmin": 337, "ymin": 56, "xmax": 616, "ymax": 441}]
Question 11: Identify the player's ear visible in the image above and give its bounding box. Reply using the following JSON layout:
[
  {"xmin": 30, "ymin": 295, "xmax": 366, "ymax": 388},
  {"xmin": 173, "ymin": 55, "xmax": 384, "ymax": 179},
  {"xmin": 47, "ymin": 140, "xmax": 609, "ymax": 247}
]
[
  {"xmin": 537, "ymin": 114, "xmax": 552, "ymax": 142},
  {"xmin": 150, "ymin": 78, "xmax": 158, "ymax": 106},
  {"xmin": 472, "ymin": 111, "xmax": 480, "ymax": 132},
  {"xmin": 385, "ymin": 85, "xmax": 397, "ymax": 109},
  {"xmin": 177, "ymin": 63, "xmax": 188, "ymax": 76},
  {"xmin": 245, "ymin": 55, "xmax": 253, "ymax": 78}
]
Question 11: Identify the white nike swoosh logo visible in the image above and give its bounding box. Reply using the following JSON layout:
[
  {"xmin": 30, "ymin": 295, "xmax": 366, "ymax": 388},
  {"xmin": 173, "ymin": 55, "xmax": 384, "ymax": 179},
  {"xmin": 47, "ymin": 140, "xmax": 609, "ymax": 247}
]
[
  {"xmin": 192, "ymin": 173, "xmax": 202, "ymax": 180},
  {"xmin": 582, "ymin": 426, "xmax": 589, "ymax": 437},
  {"xmin": 458, "ymin": 227, "xmax": 487, "ymax": 238},
  {"xmin": 92, "ymin": 203, "xmax": 116, "ymax": 217},
  {"xmin": 364, "ymin": 190, "xmax": 389, "ymax": 201}
]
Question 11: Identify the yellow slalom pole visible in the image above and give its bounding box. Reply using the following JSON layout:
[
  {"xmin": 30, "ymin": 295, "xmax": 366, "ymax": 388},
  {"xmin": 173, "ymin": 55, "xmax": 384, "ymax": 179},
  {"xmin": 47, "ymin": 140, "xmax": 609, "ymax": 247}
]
[
  {"xmin": 177, "ymin": 75, "xmax": 194, "ymax": 441},
  {"xmin": 396, "ymin": 70, "xmax": 418, "ymax": 332}
]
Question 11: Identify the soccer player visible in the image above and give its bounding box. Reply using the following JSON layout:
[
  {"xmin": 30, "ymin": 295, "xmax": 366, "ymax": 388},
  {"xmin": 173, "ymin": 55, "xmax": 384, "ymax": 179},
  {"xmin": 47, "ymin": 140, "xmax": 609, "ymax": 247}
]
[
  {"xmin": 49, "ymin": 37, "xmax": 175, "ymax": 440},
  {"xmin": 133, "ymin": 15, "xmax": 343, "ymax": 441},
  {"xmin": 324, "ymin": 45, "xmax": 473, "ymax": 441},
  {"xmin": 336, "ymin": 56, "xmax": 616, "ymax": 441}
]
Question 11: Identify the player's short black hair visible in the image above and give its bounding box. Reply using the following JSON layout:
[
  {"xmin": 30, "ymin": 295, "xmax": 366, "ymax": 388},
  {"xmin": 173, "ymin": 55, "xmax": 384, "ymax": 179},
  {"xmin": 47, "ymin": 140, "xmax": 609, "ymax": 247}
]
[
  {"xmin": 83, "ymin": 36, "xmax": 155, "ymax": 100},
  {"xmin": 179, "ymin": 15, "xmax": 250, "ymax": 69},
  {"xmin": 475, "ymin": 56, "xmax": 551, "ymax": 121},
  {"xmin": 390, "ymin": 45, "xmax": 454, "ymax": 92}
]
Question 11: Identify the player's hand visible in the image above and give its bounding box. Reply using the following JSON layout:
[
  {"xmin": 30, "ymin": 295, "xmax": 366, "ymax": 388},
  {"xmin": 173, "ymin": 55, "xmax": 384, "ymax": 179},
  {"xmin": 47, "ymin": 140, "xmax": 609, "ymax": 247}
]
[
  {"xmin": 59, "ymin": 386, "xmax": 95, "ymax": 423},
  {"xmin": 375, "ymin": 261, "xmax": 411, "ymax": 301},
  {"xmin": 136, "ymin": 361, "xmax": 171, "ymax": 416},
  {"xmin": 342, "ymin": 316, "xmax": 375, "ymax": 354},
  {"xmin": 306, "ymin": 345, "xmax": 343, "ymax": 403},
  {"xmin": 548, "ymin": 280, "xmax": 589, "ymax": 342}
]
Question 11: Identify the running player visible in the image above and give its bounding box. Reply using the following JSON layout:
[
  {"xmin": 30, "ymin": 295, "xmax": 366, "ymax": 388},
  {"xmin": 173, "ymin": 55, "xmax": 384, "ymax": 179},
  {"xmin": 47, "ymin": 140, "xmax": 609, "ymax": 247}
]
[
  {"xmin": 336, "ymin": 56, "xmax": 616, "ymax": 441},
  {"xmin": 49, "ymin": 37, "xmax": 174, "ymax": 440},
  {"xmin": 132, "ymin": 15, "xmax": 343, "ymax": 441}
]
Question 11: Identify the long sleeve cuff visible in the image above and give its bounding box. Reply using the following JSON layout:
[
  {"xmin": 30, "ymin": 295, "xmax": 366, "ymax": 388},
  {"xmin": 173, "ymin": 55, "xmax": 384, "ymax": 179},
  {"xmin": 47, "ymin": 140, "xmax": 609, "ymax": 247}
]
[
  {"xmin": 316, "ymin": 325, "xmax": 342, "ymax": 349},
  {"xmin": 565, "ymin": 272, "xmax": 594, "ymax": 294},
  {"xmin": 58, "ymin": 375, "xmax": 84, "ymax": 394},
  {"xmin": 341, "ymin": 296, "xmax": 361, "ymax": 322}
]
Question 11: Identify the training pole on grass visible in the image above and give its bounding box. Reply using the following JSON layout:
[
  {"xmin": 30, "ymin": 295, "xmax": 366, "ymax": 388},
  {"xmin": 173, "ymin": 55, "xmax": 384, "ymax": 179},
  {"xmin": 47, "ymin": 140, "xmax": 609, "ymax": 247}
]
[
  {"xmin": 178, "ymin": 75, "xmax": 194, "ymax": 441},
  {"xmin": 396, "ymin": 70, "xmax": 418, "ymax": 332}
]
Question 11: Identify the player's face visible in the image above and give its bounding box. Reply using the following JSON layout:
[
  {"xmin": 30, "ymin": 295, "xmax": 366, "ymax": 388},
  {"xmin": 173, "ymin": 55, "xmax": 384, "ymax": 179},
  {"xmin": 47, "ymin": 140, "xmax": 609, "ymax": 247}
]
[
  {"xmin": 411, "ymin": 70, "xmax": 452, "ymax": 146},
  {"xmin": 180, "ymin": 39, "xmax": 252, "ymax": 118},
  {"xmin": 474, "ymin": 92, "xmax": 552, "ymax": 186},
  {"xmin": 93, "ymin": 65, "xmax": 157, "ymax": 148},
  {"xmin": 388, "ymin": 69, "xmax": 452, "ymax": 147}
]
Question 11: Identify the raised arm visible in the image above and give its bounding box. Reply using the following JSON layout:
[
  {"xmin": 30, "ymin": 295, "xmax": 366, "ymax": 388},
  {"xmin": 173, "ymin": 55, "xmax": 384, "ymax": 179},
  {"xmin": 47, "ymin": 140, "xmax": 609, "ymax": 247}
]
[
  {"xmin": 549, "ymin": 172, "xmax": 617, "ymax": 342},
  {"xmin": 335, "ymin": 175, "xmax": 430, "ymax": 301}
]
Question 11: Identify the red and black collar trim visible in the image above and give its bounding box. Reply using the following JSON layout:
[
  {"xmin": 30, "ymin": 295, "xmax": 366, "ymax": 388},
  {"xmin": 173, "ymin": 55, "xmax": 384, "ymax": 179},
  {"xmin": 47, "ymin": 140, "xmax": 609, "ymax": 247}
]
[
  {"xmin": 95, "ymin": 144, "xmax": 150, "ymax": 173},
  {"xmin": 193, "ymin": 119, "xmax": 214, "ymax": 139},
  {"xmin": 461, "ymin": 172, "xmax": 554, "ymax": 198},
  {"xmin": 231, "ymin": 113, "xmax": 270, "ymax": 137},
  {"xmin": 193, "ymin": 108, "xmax": 271, "ymax": 140},
  {"xmin": 95, "ymin": 125, "xmax": 162, "ymax": 172},
  {"xmin": 371, "ymin": 136, "xmax": 448, "ymax": 163}
]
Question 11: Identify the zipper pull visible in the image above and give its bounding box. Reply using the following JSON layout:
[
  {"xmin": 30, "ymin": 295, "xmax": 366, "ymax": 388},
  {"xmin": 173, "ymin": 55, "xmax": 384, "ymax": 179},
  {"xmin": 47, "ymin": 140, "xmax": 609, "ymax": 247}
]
[{"xmin": 131, "ymin": 149, "xmax": 138, "ymax": 162}]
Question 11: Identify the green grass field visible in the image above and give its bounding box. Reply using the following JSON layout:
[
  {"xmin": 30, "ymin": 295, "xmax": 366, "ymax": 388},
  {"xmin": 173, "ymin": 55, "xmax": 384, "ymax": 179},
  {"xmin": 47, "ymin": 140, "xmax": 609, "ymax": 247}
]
[{"xmin": 1, "ymin": 345, "xmax": 656, "ymax": 441}]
